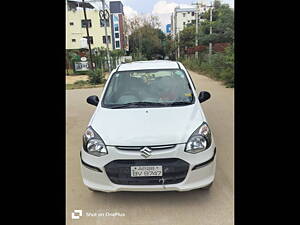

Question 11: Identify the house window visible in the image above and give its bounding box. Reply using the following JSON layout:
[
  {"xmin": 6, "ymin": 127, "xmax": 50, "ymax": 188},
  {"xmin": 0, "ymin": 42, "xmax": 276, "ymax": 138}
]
[
  {"xmin": 116, "ymin": 41, "xmax": 120, "ymax": 48},
  {"xmin": 81, "ymin": 19, "xmax": 92, "ymax": 28},
  {"xmin": 83, "ymin": 36, "xmax": 93, "ymax": 44},
  {"xmin": 114, "ymin": 25, "xmax": 119, "ymax": 31},
  {"xmin": 115, "ymin": 33, "xmax": 119, "ymax": 39},
  {"xmin": 72, "ymin": 39, "xmax": 76, "ymax": 42},
  {"xmin": 100, "ymin": 18, "xmax": 110, "ymax": 27},
  {"xmin": 102, "ymin": 36, "xmax": 111, "ymax": 44},
  {"xmin": 183, "ymin": 13, "xmax": 186, "ymax": 17},
  {"xmin": 192, "ymin": 12, "xmax": 195, "ymax": 16},
  {"xmin": 70, "ymin": 22, "xmax": 74, "ymax": 26}
]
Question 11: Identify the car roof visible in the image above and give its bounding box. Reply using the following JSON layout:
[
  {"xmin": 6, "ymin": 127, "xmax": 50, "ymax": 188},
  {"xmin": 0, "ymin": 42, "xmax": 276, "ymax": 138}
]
[{"xmin": 117, "ymin": 60, "xmax": 180, "ymax": 71}]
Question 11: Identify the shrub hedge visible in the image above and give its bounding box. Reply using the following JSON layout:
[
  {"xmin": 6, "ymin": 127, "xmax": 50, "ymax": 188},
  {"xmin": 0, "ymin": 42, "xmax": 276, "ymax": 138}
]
[{"xmin": 181, "ymin": 45, "xmax": 234, "ymax": 88}]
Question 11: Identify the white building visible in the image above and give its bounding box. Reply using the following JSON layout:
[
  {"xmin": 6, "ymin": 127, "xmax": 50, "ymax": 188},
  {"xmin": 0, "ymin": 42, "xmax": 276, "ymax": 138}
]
[
  {"xmin": 66, "ymin": 0, "xmax": 113, "ymax": 50},
  {"xmin": 171, "ymin": 4, "xmax": 209, "ymax": 38}
]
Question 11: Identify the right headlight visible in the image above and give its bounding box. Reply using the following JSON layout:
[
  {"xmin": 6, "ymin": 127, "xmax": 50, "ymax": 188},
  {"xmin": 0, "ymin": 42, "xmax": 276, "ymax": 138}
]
[
  {"xmin": 185, "ymin": 122, "xmax": 212, "ymax": 154},
  {"xmin": 82, "ymin": 126, "xmax": 108, "ymax": 157}
]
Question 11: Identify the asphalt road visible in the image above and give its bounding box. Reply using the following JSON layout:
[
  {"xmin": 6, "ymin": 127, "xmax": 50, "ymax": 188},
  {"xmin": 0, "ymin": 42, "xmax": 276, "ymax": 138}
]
[{"xmin": 66, "ymin": 70, "xmax": 234, "ymax": 225}]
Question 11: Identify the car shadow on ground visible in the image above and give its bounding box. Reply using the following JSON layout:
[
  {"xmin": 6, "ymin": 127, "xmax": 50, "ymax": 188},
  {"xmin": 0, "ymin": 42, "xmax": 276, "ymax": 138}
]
[{"xmin": 88, "ymin": 186, "xmax": 213, "ymax": 208}]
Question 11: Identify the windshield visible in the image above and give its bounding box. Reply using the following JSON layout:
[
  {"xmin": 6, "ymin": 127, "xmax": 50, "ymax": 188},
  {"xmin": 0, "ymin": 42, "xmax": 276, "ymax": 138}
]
[{"xmin": 102, "ymin": 69, "xmax": 195, "ymax": 108}]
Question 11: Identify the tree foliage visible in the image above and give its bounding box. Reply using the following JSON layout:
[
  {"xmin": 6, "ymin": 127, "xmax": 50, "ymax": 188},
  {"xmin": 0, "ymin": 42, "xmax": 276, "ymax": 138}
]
[
  {"xmin": 198, "ymin": 0, "xmax": 234, "ymax": 45},
  {"xmin": 179, "ymin": 1, "xmax": 234, "ymax": 87},
  {"xmin": 178, "ymin": 0, "xmax": 234, "ymax": 48},
  {"xmin": 87, "ymin": 68, "xmax": 104, "ymax": 84},
  {"xmin": 177, "ymin": 25, "xmax": 195, "ymax": 49},
  {"xmin": 164, "ymin": 34, "xmax": 177, "ymax": 60},
  {"xmin": 127, "ymin": 15, "xmax": 167, "ymax": 60}
]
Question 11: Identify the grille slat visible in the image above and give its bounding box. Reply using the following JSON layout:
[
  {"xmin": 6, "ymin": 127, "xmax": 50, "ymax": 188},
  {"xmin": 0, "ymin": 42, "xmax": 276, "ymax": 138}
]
[
  {"xmin": 104, "ymin": 158, "xmax": 189, "ymax": 185},
  {"xmin": 116, "ymin": 144, "xmax": 176, "ymax": 151}
]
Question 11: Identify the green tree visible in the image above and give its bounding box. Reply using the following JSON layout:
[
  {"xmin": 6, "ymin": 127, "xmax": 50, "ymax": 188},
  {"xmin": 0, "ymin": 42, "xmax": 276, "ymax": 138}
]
[
  {"xmin": 163, "ymin": 34, "xmax": 177, "ymax": 60},
  {"xmin": 198, "ymin": 0, "xmax": 234, "ymax": 45},
  {"xmin": 177, "ymin": 25, "xmax": 196, "ymax": 49},
  {"xmin": 179, "ymin": 0, "xmax": 234, "ymax": 87},
  {"xmin": 127, "ymin": 15, "xmax": 166, "ymax": 60}
]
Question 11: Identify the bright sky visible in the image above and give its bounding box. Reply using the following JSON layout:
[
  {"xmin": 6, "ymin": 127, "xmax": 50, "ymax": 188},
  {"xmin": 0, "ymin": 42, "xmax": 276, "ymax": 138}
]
[
  {"xmin": 86, "ymin": 0, "xmax": 234, "ymax": 32},
  {"xmin": 118, "ymin": 0, "xmax": 234, "ymax": 32}
]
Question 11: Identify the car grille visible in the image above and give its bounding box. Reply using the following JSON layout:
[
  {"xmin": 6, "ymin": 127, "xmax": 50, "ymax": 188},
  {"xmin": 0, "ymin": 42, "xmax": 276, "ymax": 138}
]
[
  {"xmin": 115, "ymin": 144, "xmax": 176, "ymax": 151},
  {"xmin": 104, "ymin": 158, "xmax": 189, "ymax": 185}
]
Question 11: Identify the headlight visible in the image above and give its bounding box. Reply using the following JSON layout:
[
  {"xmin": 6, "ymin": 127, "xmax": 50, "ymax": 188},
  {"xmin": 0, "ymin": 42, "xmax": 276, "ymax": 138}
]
[
  {"xmin": 83, "ymin": 126, "xmax": 108, "ymax": 156},
  {"xmin": 185, "ymin": 122, "xmax": 212, "ymax": 154}
]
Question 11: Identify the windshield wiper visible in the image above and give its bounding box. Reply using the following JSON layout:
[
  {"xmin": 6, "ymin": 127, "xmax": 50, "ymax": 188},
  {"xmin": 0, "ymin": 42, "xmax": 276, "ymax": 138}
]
[
  {"xmin": 169, "ymin": 101, "xmax": 192, "ymax": 106},
  {"xmin": 109, "ymin": 102, "xmax": 167, "ymax": 109}
]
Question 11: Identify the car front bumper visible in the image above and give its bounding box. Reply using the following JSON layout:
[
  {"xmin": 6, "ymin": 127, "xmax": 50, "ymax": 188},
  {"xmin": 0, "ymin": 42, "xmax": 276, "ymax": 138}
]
[{"xmin": 80, "ymin": 144, "xmax": 216, "ymax": 192}]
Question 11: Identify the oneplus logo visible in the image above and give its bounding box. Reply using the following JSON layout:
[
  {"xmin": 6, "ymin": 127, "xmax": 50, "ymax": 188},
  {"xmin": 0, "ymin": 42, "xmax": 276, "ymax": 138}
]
[{"xmin": 72, "ymin": 210, "xmax": 82, "ymax": 219}]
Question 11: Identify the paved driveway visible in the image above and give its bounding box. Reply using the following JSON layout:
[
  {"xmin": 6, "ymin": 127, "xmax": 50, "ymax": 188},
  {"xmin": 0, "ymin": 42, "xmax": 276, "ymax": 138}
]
[{"xmin": 66, "ymin": 70, "xmax": 234, "ymax": 225}]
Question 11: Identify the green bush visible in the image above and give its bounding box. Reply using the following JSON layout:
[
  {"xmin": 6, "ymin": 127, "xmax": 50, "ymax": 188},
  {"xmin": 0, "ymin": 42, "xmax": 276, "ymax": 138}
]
[
  {"xmin": 180, "ymin": 44, "xmax": 234, "ymax": 87},
  {"xmin": 220, "ymin": 68, "xmax": 234, "ymax": 87},
  {"xmin": 87, "ymin": 69, "xmax": 104, "ymax": 85}
]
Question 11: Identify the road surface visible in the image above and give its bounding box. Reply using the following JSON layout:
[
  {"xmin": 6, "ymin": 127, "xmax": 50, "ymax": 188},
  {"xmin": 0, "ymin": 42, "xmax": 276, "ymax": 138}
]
[{"xmin": 66, "ymin": 70, "xmax": 234, "ymax": 225}]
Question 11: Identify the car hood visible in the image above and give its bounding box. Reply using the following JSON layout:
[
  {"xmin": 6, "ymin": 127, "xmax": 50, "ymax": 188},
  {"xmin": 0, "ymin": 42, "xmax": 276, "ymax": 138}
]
[{"xmin": 90, "ymin": 104, "xmax": 205, "ymax": 146}]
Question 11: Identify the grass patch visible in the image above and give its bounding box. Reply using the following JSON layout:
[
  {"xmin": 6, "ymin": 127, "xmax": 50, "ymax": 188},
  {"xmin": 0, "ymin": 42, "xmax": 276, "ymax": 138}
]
[{"xmin": 66, "ymin": 80, "xmax": 105, "ymax": 90}]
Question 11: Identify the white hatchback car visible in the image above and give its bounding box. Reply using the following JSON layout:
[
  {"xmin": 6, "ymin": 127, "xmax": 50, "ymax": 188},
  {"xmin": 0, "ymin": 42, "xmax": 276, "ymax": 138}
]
[{"xmin": 80, "ymin": 60, "xmax": 216, "ymax": 192}]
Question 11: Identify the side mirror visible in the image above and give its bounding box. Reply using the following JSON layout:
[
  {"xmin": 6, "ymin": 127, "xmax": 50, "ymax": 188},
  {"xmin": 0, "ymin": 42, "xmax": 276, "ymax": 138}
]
[
  {"xmin": 87, "ymin": 95, "xmax": 99, "ymax": 106},
  {"xmin": 198, "ymin": 91, "xmax": 211, "ymax": 103}
]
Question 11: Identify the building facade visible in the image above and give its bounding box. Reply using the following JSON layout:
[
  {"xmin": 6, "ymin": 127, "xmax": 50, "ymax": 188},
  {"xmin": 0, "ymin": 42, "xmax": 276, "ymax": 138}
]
[
  {"xmin": 171, "ymin": 4, "xmax": 209, "ymax": 38},
  {"xmin": 66, "ymin": 0, "xmax": 113, "ymax": 50},
  {"xmin": 109, "ymin": 1, "xmax": 128, "ymax": 51}
]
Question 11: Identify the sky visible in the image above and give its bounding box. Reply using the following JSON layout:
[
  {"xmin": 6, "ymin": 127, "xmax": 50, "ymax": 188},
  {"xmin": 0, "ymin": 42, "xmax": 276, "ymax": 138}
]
[
  {"xmin": 119, "ymin": 0, "xmax": 234, "ymax": 32},
  {"xmin": 86, "ymin": 0, "xmax": 234, "ymax": 32}
]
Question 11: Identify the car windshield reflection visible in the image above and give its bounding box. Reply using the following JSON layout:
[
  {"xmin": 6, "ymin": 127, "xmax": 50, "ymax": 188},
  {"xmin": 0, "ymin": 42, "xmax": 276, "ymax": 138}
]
[{"xmin": 102, "ymin": 69, "xmax": 195, "ymax": 108}]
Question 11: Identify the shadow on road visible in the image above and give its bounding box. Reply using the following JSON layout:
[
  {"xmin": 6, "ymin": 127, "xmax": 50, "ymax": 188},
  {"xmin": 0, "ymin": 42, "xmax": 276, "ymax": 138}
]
[{"xmin": 88, "ymin": 187, "xmax": 213, "ymax": 207}]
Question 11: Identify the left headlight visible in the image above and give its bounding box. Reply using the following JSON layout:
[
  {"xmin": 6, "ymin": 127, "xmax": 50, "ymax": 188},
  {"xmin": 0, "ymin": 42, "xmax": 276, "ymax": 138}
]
[
  {"xmin": 82, "ymin": 126, "xmax": 108, "ymax": 157},
  {"xmin": 185, "ymin": 122, "xmax": 212, "ymax": 154}
]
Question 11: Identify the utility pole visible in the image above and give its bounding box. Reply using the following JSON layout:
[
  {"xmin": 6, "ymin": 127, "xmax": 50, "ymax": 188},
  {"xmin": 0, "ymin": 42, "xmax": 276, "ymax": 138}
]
[
  {"xmin": 82, "ymin": 0, "xmax": 94, "ymax": 70},
  {"xmin": 177, "ymin": 32, "xmax": 180, "ymax": 59},
  {"xmin": 139, "ymin": 29, "xmax": 142, "ymax": 59},
  {"xmin": 208, "ymin": 1, "xmax": 213, "ymax": 63},
  {"xmin": 174, "ymin": 9, "xmax": 180, "ymax": 60},
  {"xmin": 192, "ymin": 1, "xmax": 201, "ymax": 59},
  {"xmin": 195, "ymin": 9, "xmax": 198, "ymax": 59},
  {"xmin": 100, "ymin": 0, "xmax": 111, "ymax": 73}
]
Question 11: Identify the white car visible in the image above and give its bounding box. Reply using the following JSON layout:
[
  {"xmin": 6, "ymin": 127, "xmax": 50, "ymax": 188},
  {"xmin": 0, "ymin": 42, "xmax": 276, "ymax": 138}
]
[{"xmin": 80, "ymin": 60, "xmax": 216, "ymax": 192}]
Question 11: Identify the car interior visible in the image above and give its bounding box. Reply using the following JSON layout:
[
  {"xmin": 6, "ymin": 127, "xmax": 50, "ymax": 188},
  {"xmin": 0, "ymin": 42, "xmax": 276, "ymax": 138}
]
[{"xmin": 104, "ymin": 70, "xmax": 193, "ymax": 105}]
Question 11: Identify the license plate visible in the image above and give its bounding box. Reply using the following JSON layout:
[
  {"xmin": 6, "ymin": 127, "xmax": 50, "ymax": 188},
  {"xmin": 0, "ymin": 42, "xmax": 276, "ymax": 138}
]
[{"xmin": 130, "ymin": 165, "xmax": 163, "ymax": 177}]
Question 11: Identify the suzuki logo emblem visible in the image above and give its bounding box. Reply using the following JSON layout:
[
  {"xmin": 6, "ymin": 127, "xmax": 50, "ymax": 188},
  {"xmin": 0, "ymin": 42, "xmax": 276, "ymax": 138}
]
[{"xmin": 140, "ymin": 147, "xmax": 152, "ymax": 158}]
